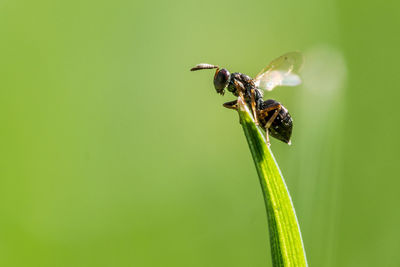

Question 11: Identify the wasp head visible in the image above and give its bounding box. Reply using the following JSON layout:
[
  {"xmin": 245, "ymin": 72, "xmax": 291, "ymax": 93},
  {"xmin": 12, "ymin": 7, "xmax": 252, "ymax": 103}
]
[
  {"xmin": 190, "ymin": 63, "xmax": 230, "ymax": 95},
  {"xmin": 213, "ymin": 68, "xmax": 230, "ymax": 95}
]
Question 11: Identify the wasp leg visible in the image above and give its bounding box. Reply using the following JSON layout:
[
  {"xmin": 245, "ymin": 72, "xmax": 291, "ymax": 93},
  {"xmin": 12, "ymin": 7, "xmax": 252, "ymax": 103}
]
[
  {"xmin": 233, "ymin": 80, "xmax": 258, "ymax": 124},
  {"xmin": 223, "ymin": 100, "xmax": 238, "ymax": 110},
  {"xmin": 250, "ymin": 89, "xmax": 259, "ymax": 125},
  {"xmin": 265, "ymin": 106, "xmax": 282, "ymax": 129},
  {"xmin": 233, "ymin": 80, "xmax": 245, "ymax": 101},
  {"xmin": 257, "ymin": 103, "xmax": 282, "ymax": 146}
]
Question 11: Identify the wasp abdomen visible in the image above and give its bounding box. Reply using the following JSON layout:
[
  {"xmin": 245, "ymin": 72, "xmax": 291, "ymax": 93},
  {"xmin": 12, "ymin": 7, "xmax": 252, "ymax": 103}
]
[{"xmin": 259, "ymin": 99, "xmax": 293, "ymax": 144}]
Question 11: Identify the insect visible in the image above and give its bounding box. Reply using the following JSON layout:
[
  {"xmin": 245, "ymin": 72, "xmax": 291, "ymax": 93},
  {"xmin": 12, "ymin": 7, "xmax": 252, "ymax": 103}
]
[{"xmin": 190, "ymin": 52, "xmax": 303, "ymax": 145}]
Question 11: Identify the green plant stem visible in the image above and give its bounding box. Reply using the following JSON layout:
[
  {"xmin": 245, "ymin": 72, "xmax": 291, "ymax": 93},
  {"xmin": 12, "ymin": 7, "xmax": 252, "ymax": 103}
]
[{"xmin": 236, "ymin": 98, "xmax": 307, "ymax": 267}]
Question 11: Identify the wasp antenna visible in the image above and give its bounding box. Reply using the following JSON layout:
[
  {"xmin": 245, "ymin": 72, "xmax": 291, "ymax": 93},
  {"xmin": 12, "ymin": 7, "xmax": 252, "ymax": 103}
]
[{"xmin": 190, "ymin": 63, "xmax": 219, "ymax": 71}]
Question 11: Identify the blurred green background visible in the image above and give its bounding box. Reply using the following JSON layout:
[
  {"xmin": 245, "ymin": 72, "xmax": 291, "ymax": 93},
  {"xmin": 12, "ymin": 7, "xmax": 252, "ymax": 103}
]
[{"xmin": 0, "ymin": 0, "xmax": 399, "ymax": 266}]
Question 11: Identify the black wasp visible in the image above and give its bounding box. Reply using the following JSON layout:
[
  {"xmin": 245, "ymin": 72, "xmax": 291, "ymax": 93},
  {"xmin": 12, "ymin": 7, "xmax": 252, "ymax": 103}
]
[{"xmin": 190, "ymin": 52, "xmax": 303, "ymax": 145}]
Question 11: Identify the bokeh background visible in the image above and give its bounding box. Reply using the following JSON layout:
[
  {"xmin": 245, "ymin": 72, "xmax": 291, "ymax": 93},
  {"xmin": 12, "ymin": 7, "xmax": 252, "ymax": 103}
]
[{"xmin": 1, "ymin": 0, "xmax": 399, "ymax": 266}]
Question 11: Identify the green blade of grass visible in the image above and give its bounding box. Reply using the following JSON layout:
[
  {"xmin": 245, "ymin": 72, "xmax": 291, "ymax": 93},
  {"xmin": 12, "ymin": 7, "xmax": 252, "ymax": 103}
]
[{"xmin": 236, "ymin": 98, "xmax": 308, "ymax": 267}]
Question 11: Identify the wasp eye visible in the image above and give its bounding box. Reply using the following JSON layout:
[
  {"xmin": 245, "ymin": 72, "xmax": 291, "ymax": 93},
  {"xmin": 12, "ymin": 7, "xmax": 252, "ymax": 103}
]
[{"xmin": 213, "ymin": 68, "xmax": 230, "ymax": 94}]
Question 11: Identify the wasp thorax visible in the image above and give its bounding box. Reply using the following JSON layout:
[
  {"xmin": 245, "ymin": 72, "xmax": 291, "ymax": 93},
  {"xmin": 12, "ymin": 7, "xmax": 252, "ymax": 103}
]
[{"xmin": 213, "ymin": 68, "xmax": 230, "ymax": 95}]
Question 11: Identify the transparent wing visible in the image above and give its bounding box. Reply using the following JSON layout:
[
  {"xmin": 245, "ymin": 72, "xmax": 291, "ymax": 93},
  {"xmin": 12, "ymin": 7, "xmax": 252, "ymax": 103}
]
[{"xmin": 254, "ymin": 52, "xmax": 304, "ymax": 91}]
